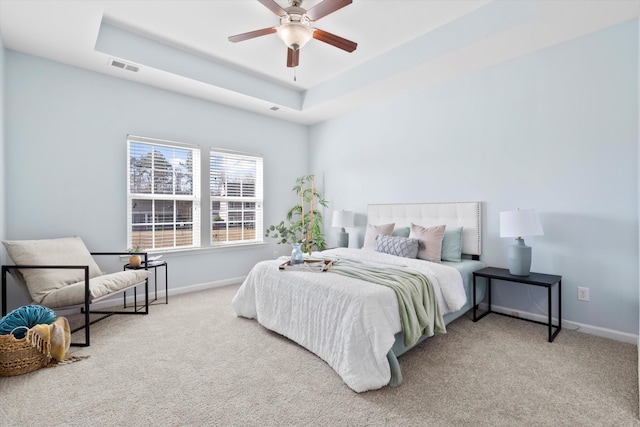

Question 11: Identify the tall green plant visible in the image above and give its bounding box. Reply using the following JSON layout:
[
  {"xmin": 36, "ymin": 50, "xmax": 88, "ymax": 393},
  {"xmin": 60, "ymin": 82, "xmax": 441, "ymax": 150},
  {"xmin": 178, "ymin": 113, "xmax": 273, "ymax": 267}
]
[{"xmin": 265, "ymin": 175, "xmax": 329, "ymax": 253}]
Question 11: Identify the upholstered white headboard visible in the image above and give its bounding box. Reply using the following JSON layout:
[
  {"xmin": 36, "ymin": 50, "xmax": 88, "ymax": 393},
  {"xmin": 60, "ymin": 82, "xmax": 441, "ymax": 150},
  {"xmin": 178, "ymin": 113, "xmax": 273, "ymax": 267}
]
[{"xmin": 367, "ymin": 202, "xmax": 482, "ymax": 257}]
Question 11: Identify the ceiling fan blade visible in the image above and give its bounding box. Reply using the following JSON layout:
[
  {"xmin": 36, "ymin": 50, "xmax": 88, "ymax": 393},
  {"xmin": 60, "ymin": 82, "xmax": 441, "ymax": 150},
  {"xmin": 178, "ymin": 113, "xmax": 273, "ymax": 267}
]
[
  {"xmin": 306, "ymin": 0, "xmax": 352, "ymax": 21},
  {"xmin": 228, "ymin": 27, "xmax": 277, "ymax": 43},
  {"xmin": 258, "ymin": 0, "xmax": 288, "ymax": 17},
  {"xmin": 287, "ymin": 48, "xmax": 300, "ymax": 68},
  {"xmin": 312, "ymin": 29, "xmax": 357, "ymax": 52}
]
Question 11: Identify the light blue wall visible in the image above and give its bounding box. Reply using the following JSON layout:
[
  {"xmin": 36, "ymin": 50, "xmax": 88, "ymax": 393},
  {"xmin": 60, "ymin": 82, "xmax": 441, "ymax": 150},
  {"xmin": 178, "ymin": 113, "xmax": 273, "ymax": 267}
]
[
  {"xmin": 4, "ymin": 51, "xmax": 308, "ymax": 308},
  {"xmin": 310, "ymin": 21, "xmax": 639, "ymax": 335}
]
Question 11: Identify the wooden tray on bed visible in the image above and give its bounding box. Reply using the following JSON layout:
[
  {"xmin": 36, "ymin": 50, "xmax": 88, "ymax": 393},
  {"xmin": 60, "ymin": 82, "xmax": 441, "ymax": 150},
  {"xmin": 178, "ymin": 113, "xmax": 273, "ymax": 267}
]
[{"xmin": 279, "ymin": 259, "xmax": 333, "ymax": 272}]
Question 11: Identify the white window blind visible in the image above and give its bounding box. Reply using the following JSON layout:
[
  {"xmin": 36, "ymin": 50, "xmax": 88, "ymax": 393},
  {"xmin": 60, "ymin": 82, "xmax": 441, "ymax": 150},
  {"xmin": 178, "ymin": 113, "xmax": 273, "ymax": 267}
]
[
  {"xmin": 127, "ymin": 136, "xmax": 201, "ymax": 251},
  {"xmin": 210, "ymin": 149, "xmax": 263, "ymax": 246}
]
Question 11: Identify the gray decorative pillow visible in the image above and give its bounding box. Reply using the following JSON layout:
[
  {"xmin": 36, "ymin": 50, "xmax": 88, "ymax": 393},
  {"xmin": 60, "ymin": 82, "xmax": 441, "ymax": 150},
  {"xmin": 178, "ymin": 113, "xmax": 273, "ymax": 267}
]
[{"xmin": 375, "ymin": 235, "xmax": 420, "ymax": 258}]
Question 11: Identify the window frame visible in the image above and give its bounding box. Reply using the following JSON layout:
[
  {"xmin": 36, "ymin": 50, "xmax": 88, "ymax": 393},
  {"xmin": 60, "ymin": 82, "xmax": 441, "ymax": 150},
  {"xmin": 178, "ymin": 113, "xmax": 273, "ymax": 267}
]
[
  {"xmin": 127, "ymin": 136, "xmax": 264, "ymax": 253},
  {"xmin": 209, "ymin": 148, "xmax": 264, "ymax": 247},
  {"xmin": 127, "ymin": 135, "xmax": 201, "ymax": 252}
]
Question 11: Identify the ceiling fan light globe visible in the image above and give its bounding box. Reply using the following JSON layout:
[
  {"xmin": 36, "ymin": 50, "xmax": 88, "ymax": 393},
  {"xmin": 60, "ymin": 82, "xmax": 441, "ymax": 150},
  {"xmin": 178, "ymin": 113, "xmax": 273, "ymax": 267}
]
[{"xmin": 277, "ymin": 22, "xmax": 313, "ymax": 50}]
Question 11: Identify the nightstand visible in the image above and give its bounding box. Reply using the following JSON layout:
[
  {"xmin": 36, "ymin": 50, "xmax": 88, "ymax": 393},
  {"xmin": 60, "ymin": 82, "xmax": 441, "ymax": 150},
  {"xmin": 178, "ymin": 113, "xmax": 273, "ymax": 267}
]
[{"xmin": 472, "ymin": 267, "xmax": 562, "ymax": 342}]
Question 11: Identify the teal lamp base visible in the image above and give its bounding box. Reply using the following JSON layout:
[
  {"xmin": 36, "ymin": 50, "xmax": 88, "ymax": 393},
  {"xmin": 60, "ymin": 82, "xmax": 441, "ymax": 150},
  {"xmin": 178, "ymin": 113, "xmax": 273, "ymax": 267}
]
[
  {"xmin": 337, "ymin": 228, "xmax": 349, "ymax": 248},
  {"xmin": 508, "ymin": 237, "xmax": 532, "ymax": 276}
]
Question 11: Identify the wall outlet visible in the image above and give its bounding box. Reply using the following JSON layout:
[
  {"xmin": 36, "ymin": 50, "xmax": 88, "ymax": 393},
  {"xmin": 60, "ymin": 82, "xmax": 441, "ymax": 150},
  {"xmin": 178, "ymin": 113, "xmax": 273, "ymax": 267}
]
[{"xmin": 578, "ymin": 287, "xmax": 590, "ymax": 302}]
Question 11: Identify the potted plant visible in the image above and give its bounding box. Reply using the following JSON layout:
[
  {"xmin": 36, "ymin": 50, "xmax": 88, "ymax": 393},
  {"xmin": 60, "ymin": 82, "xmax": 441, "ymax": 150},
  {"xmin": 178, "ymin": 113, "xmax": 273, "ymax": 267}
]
[
  {"xmin": 265, "ymin": 175, "xmax": 329, "ymax": 255},
  {"xmin": 127, "ymin": 246, "xmax": 144, "ymax": 268}
]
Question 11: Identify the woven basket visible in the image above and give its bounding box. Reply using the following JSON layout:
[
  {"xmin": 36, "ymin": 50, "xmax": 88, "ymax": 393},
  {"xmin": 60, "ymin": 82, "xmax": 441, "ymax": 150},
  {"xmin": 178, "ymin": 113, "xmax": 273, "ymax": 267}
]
[{"xmin": 0, "ymin": 328, "xmax": 49, "ymax": 377}]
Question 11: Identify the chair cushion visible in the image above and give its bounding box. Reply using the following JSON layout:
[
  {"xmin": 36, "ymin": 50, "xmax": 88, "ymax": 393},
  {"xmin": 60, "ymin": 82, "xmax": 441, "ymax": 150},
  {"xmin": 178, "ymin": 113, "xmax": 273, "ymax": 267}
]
[
  {"xmin": 41, "ymin": 270, "xmax": 150, "ymax": 308},
  {"xmin": 2, "ymin": 237, "xmax": 104, "ymax": 304}
]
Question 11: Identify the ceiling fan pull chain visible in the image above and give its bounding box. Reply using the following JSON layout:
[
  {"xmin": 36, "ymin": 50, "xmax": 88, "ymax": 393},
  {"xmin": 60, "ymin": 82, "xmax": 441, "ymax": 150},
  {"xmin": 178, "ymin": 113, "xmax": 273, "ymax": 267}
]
[{"xmin": 294, "ymin": 67, "xmax": 297, "ymax": 82}]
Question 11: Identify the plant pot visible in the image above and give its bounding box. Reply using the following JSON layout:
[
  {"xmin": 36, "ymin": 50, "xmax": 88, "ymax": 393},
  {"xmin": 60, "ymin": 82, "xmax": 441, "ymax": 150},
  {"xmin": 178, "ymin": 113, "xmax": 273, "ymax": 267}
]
[{"xmin": 129, "ymin": 255, "xmax": 142, "ymax": 268}]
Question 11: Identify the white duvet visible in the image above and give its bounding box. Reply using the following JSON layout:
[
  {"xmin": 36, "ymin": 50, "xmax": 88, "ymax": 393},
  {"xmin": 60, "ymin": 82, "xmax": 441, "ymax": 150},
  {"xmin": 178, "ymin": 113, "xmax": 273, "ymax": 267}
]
[{"xmin": 231, "ymin": 248, "xmax": 466, "ymax": 392}]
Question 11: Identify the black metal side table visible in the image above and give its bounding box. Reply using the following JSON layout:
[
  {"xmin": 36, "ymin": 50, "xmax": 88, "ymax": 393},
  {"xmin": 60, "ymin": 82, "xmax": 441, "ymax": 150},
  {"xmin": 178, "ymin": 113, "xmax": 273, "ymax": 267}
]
[
  {"xmin": 472, "ymin": 267, "xmax": 562, "ymax": 342},
  {"xmin": 124, "ymin": 260, "xmax": 168, "ymax": 305}
]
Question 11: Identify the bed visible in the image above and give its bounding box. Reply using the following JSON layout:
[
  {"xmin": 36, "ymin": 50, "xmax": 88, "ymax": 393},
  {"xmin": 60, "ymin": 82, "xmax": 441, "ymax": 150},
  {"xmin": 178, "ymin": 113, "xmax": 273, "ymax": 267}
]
[{"xmin": 232, "ymin": 202, "xmax": 486, "ymax": 392}]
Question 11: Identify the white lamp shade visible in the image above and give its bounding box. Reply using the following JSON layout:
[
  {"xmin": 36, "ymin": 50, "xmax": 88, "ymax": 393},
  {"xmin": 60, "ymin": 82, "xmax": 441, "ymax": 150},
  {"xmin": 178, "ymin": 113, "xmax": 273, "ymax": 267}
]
[
  {"xmin": 276, "ymin": 22, "xmax": 313, "ymax": 50},
  {"xmin": 500, "ymin": 209, "xmax": 544, "ymax": 238},
  {"xmin": 332, "ymin": 210, "xmax": 354, "ymax": 228}
]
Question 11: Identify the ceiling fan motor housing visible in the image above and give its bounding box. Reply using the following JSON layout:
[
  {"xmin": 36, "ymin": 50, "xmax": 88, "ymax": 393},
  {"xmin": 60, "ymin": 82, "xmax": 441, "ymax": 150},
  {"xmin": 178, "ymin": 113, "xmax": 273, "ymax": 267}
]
[
  {"xmin": 278, "ymin": 6, "xmax": 313, "ymax": 51},
  {"xmin": 281, "ymin": 6, "xmax": 311, "ymax": 24}
]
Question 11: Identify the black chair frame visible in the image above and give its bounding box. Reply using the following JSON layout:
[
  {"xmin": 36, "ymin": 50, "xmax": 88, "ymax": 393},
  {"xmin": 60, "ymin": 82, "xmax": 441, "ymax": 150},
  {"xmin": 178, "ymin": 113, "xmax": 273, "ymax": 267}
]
[{"xmin": 1, "ymin": 252, "xmax": 149, "ymax": 347}]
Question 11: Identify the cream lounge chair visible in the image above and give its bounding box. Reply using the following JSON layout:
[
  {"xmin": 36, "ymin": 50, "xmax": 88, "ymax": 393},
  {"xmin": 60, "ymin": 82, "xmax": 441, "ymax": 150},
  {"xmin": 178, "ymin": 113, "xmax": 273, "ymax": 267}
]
[{"xmin": 1, "ymin": 236, "xmax": 150, "ymax": 346}]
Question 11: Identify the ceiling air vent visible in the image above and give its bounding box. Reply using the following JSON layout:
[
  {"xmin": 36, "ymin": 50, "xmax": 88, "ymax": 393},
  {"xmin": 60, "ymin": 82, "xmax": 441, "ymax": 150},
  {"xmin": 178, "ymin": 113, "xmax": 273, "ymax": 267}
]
[
  {"xmin": 111, "ymin": 59, "xmax": 126, "ymax": 69},
  {"xmin": 109, "ymin": 58, "xmax": 140, "ymax": 73}
]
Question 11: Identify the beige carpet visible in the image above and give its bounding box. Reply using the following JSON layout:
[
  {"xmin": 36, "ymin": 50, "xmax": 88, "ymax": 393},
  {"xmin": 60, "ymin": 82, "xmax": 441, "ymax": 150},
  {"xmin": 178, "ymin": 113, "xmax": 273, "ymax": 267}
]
[{"xmin": 1, "ymin": 284, "xmax": 638, "ymax": 426}]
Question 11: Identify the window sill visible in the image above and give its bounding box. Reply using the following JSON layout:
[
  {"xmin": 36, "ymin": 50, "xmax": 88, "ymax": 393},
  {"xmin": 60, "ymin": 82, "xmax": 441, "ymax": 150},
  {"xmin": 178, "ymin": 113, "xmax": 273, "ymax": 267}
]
[{"xmin": 119, "ymin": 242, "xmax": 267, "ymax": 261}]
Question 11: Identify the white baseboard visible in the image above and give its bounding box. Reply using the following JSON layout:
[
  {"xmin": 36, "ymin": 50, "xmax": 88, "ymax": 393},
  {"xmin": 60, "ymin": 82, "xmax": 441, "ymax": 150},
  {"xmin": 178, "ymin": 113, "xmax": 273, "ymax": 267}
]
[
  {"xmin": 163, "ymin": 276, "xmax": 245, "ymax": 297},
  {"xmin": 479, "ymin": 302, "xmax": 638, "ymax": 345}
]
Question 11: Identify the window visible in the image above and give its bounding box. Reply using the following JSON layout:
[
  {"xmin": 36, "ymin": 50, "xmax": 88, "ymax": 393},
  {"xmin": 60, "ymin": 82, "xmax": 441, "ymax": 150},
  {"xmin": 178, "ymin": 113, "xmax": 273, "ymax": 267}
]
[
  {"xmin": 127, "ymin": 136, "xmax": 263, "ymax": 251},
  {"xmin": 127, "ymin": 136, "xmax": 201, "ymax": 251},
  {"xmin": 210, "ymin": 149, "xmax": 263, "ymax": 246}
]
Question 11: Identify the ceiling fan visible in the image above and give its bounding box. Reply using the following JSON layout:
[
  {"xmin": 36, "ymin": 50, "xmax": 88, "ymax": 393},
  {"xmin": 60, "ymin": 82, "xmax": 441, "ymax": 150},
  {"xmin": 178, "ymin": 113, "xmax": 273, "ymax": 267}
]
[{"xmin": 228, "ymin": 0, "xmax": 358, "ymax": 68}]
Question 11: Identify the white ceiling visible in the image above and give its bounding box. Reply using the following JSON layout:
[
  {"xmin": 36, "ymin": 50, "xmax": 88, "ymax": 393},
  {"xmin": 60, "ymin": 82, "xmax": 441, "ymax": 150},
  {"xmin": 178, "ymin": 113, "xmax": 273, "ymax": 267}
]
[{"xmin": 0, "ymin": 0, "xmax": 638, "ymax": 125}]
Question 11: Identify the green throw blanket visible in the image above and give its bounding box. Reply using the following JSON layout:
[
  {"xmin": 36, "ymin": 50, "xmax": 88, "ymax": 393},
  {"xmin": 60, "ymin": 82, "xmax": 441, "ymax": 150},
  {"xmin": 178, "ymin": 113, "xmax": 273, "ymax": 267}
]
[{"xmin": 329, "ymin": 258, "xmax": 446, "ymax": 347}]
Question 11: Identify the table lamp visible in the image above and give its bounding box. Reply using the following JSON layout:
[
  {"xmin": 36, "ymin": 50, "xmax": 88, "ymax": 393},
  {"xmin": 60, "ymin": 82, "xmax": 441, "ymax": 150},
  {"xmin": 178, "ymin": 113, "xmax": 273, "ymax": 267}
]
[
  {"xmin": 332, "ymin": 210, "xmax": 354, "ymax": 248},
  {"xmin": 500, "ymin": 208, "xmax": 544, "ymax": 276}
]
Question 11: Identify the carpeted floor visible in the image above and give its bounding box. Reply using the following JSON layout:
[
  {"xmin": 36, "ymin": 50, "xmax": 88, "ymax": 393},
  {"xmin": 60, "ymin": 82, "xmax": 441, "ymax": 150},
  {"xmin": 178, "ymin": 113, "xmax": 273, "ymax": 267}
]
[{"xmin": 1, "ymin": 284, "xmax": 638, "ymax": 426}]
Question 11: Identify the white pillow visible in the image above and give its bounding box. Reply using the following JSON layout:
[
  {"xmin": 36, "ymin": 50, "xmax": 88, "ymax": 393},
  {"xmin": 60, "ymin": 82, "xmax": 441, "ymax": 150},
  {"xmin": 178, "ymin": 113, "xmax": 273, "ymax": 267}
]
[
  {"xmin": 362, "ymin": 223, "xmax": 395, "ymax": 250},
  {"xmin": 409, "ymin": 223, "xmax": 446, "ymax": 263}
]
